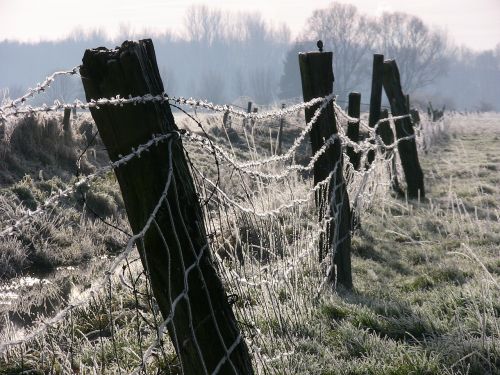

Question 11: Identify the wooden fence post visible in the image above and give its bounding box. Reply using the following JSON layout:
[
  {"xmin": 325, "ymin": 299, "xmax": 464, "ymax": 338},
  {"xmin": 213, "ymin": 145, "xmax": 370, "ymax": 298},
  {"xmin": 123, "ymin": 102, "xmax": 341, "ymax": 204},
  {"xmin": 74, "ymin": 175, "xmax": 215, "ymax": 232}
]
[
  {"xmin": 62, "ymin": 107, "xmax": 73, "ymax": 142},
  {"xmin": 405, "ymin": 94, "xmax": 411, "ymax": 117},
  {"xmin": 80, "ymin": 39, "xmax": 253, "ymax": 375},
  {"xmin": 298, "ymin": 49, "xmax": 352, "ymax": 289},
  {"xmin": 346, "ymin": 92, "xmax": 361, "ymax": 170},
  {"xmin": 251, "ymin": 107, "xmax": 258, "ymax": 127},
  {"xmin": 382, "ymin": 59, "xmax": 425, "ymax": 199},
  {"xmin": 223, "ymin": 109, "xmax": 230, "ymax": 128},
  {"xmin": 377, "ymin": 108, "xmax": 393, "ymax": 154},
  {"xmin": 367, "ymin": 54, "xmax": 384, "ymax": 166},
  {"xmin": 378, "ymin": 109, "xmax": 404, "ymax": 196},
  {"xmin": 276, "ymin": 103, "xmax": 285, "ymax": 155},
  {"xmin": 243, "ymin": 101, "xmax": 252, "ymax": 128}
]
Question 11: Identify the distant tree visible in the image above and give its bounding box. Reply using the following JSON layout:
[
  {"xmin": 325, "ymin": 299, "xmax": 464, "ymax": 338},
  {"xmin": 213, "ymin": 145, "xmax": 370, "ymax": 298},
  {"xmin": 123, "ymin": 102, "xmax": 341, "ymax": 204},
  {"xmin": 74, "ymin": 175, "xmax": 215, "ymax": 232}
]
[
  {"xmin": 278, "ymin": 42, "xmax": 309, "ymax": 99},
  {"xmin": 4, "ymin": 85, "xmax": 25, "ymax": 101},
  {"xmin": 233, "ymin": 69, "xmax": 247, "ymax": 99},
  {"xmin": 376, "ymin": 12, "xmax": 450, "ymax": 92},
  {"xmin": 242, "ymin": 13, "xmax": 268, "ymax": 43},
  {"xmin": 38, "ymin": 74, "xmax": 82, "ymax": 105},
  {"xmin": 197, "ymin": 69, "xmax": 226, "ymax": 104},
  {"xmin": 302, "ymin": 3, "xmax": 376, "ymax": 99},
  {"xmin": 473, "ymin": 49, "xmax": 500, "ymax": 110},
  {"xmin": 184, "ymin": 5, "xmax": 226, "ymax": 45},
  {"xmin": 160, "ymin": 66, "xmax": 178, "ymax": 95},
  {"xmin": 495, "ymin": 43, "xmax": 500, "ymax": 65},
  {"xmin": 249, "ymin": 67, "xmax": 277, "ymax": 103}
]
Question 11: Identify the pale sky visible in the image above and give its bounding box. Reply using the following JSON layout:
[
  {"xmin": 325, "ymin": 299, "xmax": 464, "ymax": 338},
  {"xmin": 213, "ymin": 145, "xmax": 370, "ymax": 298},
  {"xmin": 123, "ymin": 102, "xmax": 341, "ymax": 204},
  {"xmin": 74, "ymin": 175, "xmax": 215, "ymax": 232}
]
[{"xmin": 0, "ymin": 0, "xmax": 499, "ymax": 51}]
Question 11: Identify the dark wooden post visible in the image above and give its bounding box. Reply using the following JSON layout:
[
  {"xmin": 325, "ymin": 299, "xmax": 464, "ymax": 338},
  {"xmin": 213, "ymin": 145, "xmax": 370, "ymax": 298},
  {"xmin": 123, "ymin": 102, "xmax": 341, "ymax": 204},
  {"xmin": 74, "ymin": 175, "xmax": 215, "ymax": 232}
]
[
  {"xmin": 62, "ymin": 107, "xmax": 71, "ymax": 131},
  {"xmin": 367, "ymin": 54, "xmax": 384, "ymax": 166},
  {"xmin": 382, "ymin": 59, "xmax": 425, "ymax": 199},
  {"xmin": 244, "ymin": 101, "xmax": 252, "ymax": 128},
  {"xmin": 377, "ymin": 108, "xmax": 393, "ymax": 154},
  {"xmin": 276, "ymin": 103, "xmax": 285, "ymax": 155},
  {"xmin": 378, "ymin": 109, "xmax": 404, "ymax": 196},
  {"xmin": 62, "ymin": 107, "xmax": 73, "ymax": 142},
  {"xmin": 410, "ymin": 109, "xmax": 420, "ymax": 125},
  {"xmin": 223, "ymin": 109, "xmax": 230, "ymax": 128},
  {"xmin": 80, "ymin": 40, "xmax": 253, "ymax": 375},
  {"xmin": 251, "ymin": 107, "xmax": 258, "ymax": 127},
  {"xmin": 346, "ymin": 92, "xmax": 361, "ymax": 170},
  {"xmin": 298, "ymin": 50, "xmax": 352, "ymax": 289}
]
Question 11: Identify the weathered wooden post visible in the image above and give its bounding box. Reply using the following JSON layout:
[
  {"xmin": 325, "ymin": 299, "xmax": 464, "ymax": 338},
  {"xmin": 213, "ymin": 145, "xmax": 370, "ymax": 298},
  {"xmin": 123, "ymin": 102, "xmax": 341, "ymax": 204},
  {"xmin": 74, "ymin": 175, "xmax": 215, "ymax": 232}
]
[
  {"xmin": 298, "ymin": 47, "xmax": 352, "ymax": 288},
  {"xmin": 251, "ymin": 107, "xmax": 258, "ymax": 127},
  {"xmin": 382, "ymin": 59, "xmax": 425, "ymax": 199},
  {"xmin": 243, "ymin": 101, "xmax": 253, "ymax": 128},
  {"xmin": 223, "ymin": 109, "xmax": 230, "ymax": 128},
  {"xmin": 80, "ymin": 39, "xmax": 253, "ymax": 375},
  {"xmin": 378, "ymin": 109, "xmax": 404, "ymax": 196},
  {"xmin": 367, "ymin": 54, "xmax": 384, "ymax": 166},
  {"xmin": 346, "ymin": 92, "xmax": 361, "ymax": 170},
  {"xmin": 62, "ymin": 107, "xmax": 71, "ymax": 131},
  {"xmin": 405, "ymin": 94, "xmax": 411, "ymax": 117},
  {"xmin": 62, "ymin": 107, "xmax": 73, "ymax": 142},
  {"xmin": 276, "ymin": 103, "xmax": 286, "ymax": 155},
  {"xmin": 377, "ymin": 108, "xmax": 393, "ymax": 154}
]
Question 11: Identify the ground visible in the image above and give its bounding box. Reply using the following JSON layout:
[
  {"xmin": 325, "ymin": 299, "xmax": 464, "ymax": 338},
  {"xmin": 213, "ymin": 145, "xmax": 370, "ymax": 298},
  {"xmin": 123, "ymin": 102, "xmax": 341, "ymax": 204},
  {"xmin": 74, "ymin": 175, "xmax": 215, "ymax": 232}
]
[{"xmin": 0, "ymin": 111, "xmax": 498, "ymax": 374}]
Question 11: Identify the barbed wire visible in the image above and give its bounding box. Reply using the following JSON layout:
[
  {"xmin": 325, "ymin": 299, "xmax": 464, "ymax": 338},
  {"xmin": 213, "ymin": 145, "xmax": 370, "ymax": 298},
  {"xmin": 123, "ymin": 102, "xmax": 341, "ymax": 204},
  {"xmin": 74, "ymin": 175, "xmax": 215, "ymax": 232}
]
[
  {"xmin": 0, "ymin": 66, "xmax": 80, "ymax": 112},
  {"xmin": 0, "ymin": 65, "xmax": 432, "ymax": 374},
  {"xmin": 0, "ymin": 132, "xmax": 179, "ymax": 238},
  {"xmin": 0, "ymin": 137, "xmax": 176, "ymax": 354},
  {"xmin": 0, "ymin": 91, "xmax": 332, "ymax": 122}
]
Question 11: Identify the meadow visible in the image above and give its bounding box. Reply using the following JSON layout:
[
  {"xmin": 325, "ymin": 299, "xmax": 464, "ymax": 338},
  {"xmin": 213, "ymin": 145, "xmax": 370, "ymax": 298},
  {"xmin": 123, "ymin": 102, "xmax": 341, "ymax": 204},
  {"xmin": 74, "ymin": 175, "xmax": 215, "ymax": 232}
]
[{"xmin": 0, "ymin": 108, "xmax": 498, "ymax": 374}]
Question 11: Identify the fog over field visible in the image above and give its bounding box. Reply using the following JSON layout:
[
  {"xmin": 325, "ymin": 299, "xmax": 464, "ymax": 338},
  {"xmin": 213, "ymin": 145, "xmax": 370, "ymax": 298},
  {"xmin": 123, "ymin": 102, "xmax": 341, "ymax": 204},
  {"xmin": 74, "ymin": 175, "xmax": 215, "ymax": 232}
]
[
  {"xmin": 0, "ymin": 2, "xmax": 499, "ymax": 111},
  {"xmin": 0, "ymin": 2, "xmax": 499, "ymax": 374}
]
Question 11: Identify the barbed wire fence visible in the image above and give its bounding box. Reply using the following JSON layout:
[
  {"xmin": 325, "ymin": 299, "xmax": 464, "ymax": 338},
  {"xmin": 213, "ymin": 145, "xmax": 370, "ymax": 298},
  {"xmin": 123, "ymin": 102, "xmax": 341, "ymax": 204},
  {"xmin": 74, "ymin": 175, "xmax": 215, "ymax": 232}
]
[{"xmin": 0, "ymin": 43, "xmax": 447, "ymax": 374}]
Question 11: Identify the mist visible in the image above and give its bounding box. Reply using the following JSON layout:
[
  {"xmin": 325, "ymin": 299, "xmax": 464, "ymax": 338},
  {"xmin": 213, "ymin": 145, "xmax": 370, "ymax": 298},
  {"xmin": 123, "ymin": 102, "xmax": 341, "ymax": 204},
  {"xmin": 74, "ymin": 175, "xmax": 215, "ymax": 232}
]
[{"xmin": 1, "ymin": 4, "xmax": 499, "ymax": 111}]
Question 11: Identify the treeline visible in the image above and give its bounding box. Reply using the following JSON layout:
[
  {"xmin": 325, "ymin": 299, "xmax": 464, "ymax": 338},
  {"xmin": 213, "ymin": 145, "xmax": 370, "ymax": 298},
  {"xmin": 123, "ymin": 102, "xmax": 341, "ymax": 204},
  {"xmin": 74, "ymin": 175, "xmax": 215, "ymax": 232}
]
[
  {"xmin": 1, "ymin": 3, "xmax": 499, "ymax": 111},
  {"xmin": 279, "ymin": 3, "xmax": 500, "ymax": 111}
]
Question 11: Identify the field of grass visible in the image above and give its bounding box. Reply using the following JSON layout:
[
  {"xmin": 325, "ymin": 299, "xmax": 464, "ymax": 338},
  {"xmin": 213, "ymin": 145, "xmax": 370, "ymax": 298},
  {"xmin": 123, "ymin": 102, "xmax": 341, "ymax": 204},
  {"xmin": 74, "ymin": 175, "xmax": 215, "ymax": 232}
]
[{"xmin": 0, "ymin": 110, "xmax": 498, "ymax": 374}]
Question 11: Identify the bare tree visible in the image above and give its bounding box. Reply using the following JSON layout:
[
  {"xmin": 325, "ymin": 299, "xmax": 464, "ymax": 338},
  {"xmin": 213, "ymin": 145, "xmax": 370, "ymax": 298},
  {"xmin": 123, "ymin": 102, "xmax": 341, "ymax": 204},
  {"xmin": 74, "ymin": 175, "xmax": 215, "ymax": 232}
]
[
  {"xmin": 303, "ymin": 3, "xmax": 376, "ymax": 99},
  {"xmin": 160, "ymin": 65, "xmax": 177, "ymax": 95},
  {"xmin": 37, "ymin": 74, "xmax": 82, "ymax": 105},
  {"xmin": 197, "ymin": 69, "xmax": 226, "ymax": 104},
  {"xmin": 233, "ymin": 68, "xmax": 247, "ymax": 99},
  {"xmin": 242, "ymin": 13, "xmax": 268, "ymax": 43},
  {"xmin": 278, "ymin": 42, "xmax": 308, "ymax": 99},
  {"xmin": 3, "ymin": 85, "xmax": 25, "ymax": 102},
  {"xmin": 249, "ymin": 67, "xmax": 277, "ymax": 104},
  {"xmin": 376, "ymin": 12, "xmax": 449, "ymax": 93},
  {"xmin": 184, "ymin": 5, "xmax": 226, "ymax": 46}
]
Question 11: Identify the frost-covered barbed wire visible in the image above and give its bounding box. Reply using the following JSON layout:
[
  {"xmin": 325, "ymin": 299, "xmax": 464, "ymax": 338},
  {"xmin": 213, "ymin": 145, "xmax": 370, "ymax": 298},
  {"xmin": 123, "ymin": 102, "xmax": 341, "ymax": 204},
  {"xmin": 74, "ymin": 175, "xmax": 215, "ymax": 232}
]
[
  {"xmin": 194, "ymin": 163, "xmax": 336, "ymax": 218},
  {"xmin": 0, "ymin": 66, "xmax": 424, "ymax": 373},
  {"xmin": 0, "ymin": 132, "xmax": 179, "ymax": 238},
  {"xmin": 223, "ymin": 217, "xmax": 331, "ymax": 289},
  {"xmin": 186, "ymin": 114, "xmax": 414, "ymax": 182},
  {"xmin": 129, "ymin": 240, "xmax": 243, "ymax": 375},
  {"xmin": 2, "ymin": 97, "xmax": 412, "ymax": 238},
  {"xmin": 0, "ymin": 138, "xmax": 176, "ymax": 354},
  {"xmin": 0, "ymin": 91, "xmax": 334, "ymax": 122},
  {"xmin": 0, "ymin": 66, "xmax": 80, "ymax": 112}
]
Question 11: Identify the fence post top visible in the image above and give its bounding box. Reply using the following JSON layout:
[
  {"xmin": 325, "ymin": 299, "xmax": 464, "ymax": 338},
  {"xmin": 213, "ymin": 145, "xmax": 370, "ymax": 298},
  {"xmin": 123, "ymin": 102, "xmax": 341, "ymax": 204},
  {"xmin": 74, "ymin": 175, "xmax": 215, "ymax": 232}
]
[{"xmin": 298, "ymin": 51, "xmax": 333, "ymax": 58}]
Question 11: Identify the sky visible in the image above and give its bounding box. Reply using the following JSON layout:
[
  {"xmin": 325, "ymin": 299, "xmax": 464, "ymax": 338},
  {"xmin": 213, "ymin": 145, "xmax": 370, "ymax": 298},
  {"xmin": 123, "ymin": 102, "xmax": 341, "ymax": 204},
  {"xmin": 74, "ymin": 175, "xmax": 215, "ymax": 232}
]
[{"xmin": 0, "ymin": 0, "xmax": 499, "ymax": 51}]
